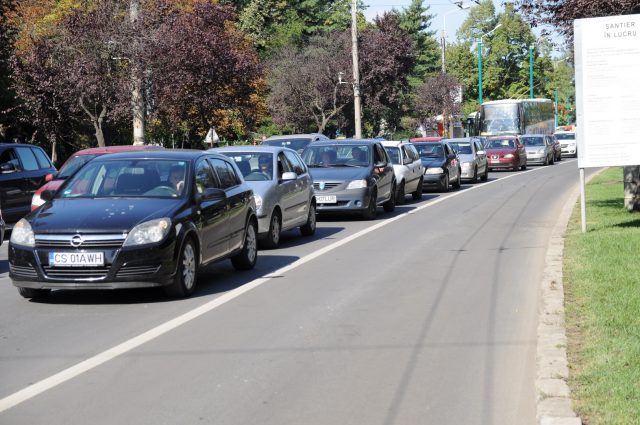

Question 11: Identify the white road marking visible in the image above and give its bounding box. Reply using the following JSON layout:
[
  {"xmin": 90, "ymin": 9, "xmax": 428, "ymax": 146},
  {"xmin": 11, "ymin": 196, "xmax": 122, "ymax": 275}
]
[{"xmin": 0, "ymin": 159, "xmax": 578, "ymax": 413}]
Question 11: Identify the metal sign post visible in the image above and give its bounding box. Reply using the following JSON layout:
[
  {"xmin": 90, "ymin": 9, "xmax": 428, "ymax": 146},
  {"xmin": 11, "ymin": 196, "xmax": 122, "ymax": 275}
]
[{"xmin": 580, "ymin": 168, "xmax": 587, "ymax": 233}]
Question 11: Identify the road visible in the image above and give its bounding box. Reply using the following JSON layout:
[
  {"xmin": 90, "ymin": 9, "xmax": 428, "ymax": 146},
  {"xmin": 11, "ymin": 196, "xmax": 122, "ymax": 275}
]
[{"xmin": 0, "ymin": 160, "xmax": 590, "ymax": 425}]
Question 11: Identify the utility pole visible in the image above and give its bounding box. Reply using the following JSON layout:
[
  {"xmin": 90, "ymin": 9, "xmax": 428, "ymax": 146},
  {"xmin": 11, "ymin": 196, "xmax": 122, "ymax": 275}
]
[
  {"xmin": 130, "ymin": 0, "xmax": 145, "ymax": 145},
  {"xmin": 351, "ymin": 0, "xmax": 362, "ymax": 139}
]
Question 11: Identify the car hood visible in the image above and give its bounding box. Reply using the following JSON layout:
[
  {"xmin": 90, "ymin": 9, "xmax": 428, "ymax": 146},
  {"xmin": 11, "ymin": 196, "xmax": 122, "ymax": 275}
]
[
  {"xmin": 29, "ymin": 198, "xmax": 182, "ymax": 234},
  {"xmin": 420, "ymin": 158, "xmax": 446, "ymax": 168},
  {"xmin": 485, "ymin": 149, "xmax": 516, "ymax": 156},
  {"xmin": 457, "ymin": 154, "xmax": 475, "ymax": 162},
  {"xmin": 308, "ymin": 167, "xmax": 371, "ymax": 181},
  {"xmin": 524, "ymin": 146, "xmax": 545, "ymax": 152}
]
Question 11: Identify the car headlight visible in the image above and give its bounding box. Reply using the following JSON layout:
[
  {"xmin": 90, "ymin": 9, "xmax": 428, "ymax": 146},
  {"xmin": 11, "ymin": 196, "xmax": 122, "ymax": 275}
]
[
  {"xmin": 425, "ymin": 167, "xmax": 444, "ymax": 175},
  {"xmin": 346, "ymin": 179, "xmax": 367, "ymax": 189},
  {"xmin": 10, "ymin": 219, "xmax": 35, "ymax": 247},
  {"xmin": 538, "ymin": 148, "xmax": 546, "ymax": 154},
  {"xmin": 123, "ymin": 218, "xmax": 171, "ymax": 247},
  {"xmin": 504, "ymin": 154, "xmax": 514, "ymax": 159},
  {"xmin": 32, "ymin": 193, "xmax": 45, "ymax": 208},
  {"xmin": 253, "ymin": 194, "xmax": 263, "ymax": 210},
  {"xmin": 461, "ymin": 161, "xmax": 473, "ymax": 168}
]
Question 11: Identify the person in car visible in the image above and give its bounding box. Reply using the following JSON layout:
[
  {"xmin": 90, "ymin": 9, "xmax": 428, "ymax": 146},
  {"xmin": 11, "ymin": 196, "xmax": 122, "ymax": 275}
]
[
  {"xmin": 168, "ymin": 165, "xmax": 185, "ymax": 194},
  {"xmin": 258, "ymin": 154, "xmax": 273, "ymax": 177}
]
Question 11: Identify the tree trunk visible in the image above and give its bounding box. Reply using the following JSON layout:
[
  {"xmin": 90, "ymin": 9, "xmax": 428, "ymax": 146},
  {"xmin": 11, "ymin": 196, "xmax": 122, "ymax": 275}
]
[
  {"xmin": 623, "ymin": 165, "xmax": 640, "ymax": 212},
  {"xmin": 130, "ymin": 0, "xmax": 145, "ymax": 145}
]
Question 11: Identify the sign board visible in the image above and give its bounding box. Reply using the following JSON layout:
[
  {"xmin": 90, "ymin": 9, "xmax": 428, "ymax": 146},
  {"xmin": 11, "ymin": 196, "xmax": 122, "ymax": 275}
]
[{"xmin": 574, "ymin": 14, "xmax": 640, "ymax": 168}]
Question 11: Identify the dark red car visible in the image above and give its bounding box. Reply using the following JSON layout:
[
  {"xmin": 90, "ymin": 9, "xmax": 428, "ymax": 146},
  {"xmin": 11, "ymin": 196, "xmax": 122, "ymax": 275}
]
[
  {"xmin": 484, "ymin": 135, "xmax": 527, "ymax": 171},
  {"xmin": 31, "ymin": 145, "xmax": 163, "ymax": 211}
]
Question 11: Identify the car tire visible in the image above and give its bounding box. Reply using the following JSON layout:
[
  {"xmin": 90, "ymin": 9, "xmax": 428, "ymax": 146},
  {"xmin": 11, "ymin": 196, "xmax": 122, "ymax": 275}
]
[
  {"xmin": 481, "ymin": 166, "xmax": 489, "ymax": 181},
  {"xmin": 440, "ymin": 173, "xmax": 449, "ymax": 192},
  {"xmin": 18, "ymin": 287, "xmax": 51, "ymax": 299},
  {"xmin": 261, "ymin": 210, "xmax": 281, "ymax": 249},
  {"xmin": 452, "ymin": 171, "xmax": 461, "ymax": 189},
  {"xmin": 300, "ymin": 203, "xmax": 316, "ymax": 236},
  {"xmin": 550, "ymin": 154, "xmax": 555, "ymax": 165},
  {"xmin": 412, "ymin": 177, "xmax": 423, "ymax": 200},
  {"xmin": 231, "ymin": 219, "xmax": 258, "ymax": 270},
  {"xmin": 383, "ymin": 183, "xmax": 396, "ymax": 213},
  {"xmin": 544, "ymin": 155, "xmax": 549, "ymax": 166},
  {"xmin": 362, "ymin": 189, "xmax": 377, "ymax": 220},
  {"xmin": 396, "ymin": 181, "xmax": 405, "ymax": 205},
  {"xmin": 472, "ymin": 166, "xmax": 479, "ymax": 183},
  {"xmin": 164, "ymin": 237, "xmax": 198, "ymax": 298}
]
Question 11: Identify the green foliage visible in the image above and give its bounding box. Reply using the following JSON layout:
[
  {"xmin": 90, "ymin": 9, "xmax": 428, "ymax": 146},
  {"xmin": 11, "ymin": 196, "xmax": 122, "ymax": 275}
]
[{"xmin": 398, "ymin": 0, "xmax": 439, "ymax": 82}]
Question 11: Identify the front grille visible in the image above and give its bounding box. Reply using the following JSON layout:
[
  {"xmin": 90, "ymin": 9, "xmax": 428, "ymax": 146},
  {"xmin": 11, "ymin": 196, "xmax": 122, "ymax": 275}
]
[
  {"xmin": 10, "ymin": 264, "xmax": 39, "ymax": 278},
  {"xmin": 35, "ymin": 234, "xmax": 126, "ymax": 250},
  {"xmin": 313, "ymin": 182, "xmax": 341, "ymax": 191},
  {"xmin": 318, "ymin": 201, "xmax": 349, "ymax": 207},
  {"xmin": 42, "ymin": 266, "xmax": 110, "ymax": 280},
  {"xmin": 116, "ymin": 264, "xmax": 160, "ymax": 278}
]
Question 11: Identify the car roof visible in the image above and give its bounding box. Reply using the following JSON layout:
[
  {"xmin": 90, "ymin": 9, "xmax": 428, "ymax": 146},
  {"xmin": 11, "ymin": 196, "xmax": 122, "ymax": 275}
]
[
  {"xmin": 445, "ymin": 138, "xmax": 473, "ymax": 143},
  {"xmin": 211, "ymin": 146, "xmax": 297, "ymax": 154},
  {"xmin": 265, "ymin": 134, "xmax": 325, "ymax": 140},
  {"xmin": 0, "ymin": 143, "xmax": 48, "ymax": 149},
  {"xmin": 71, "ymin": 145, "xmax": 164, "ymax": 156},
  {"xmin": 88, "ymin": 149, "xmax": 225, "ymax": 161},
  {"xmin": 308, "ymin": 138, "xmax": 382, "ymax": 145},
  {"xmin": 410, "ymin": 137, "xmax": 443, "ymax": 142},
  {"xmin": 380, "ymin": 140, "xmax": 411, "ymax": 147},
  {"xmin": 487, "ymin": 135, "xmax": 518, "ymax": 140}
]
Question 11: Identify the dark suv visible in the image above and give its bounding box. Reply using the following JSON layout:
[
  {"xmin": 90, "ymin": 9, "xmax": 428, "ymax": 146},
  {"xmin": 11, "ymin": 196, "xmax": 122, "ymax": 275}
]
[{"xmin": 0, "ymin": 143, "xmax": 57, "ymax": 225}]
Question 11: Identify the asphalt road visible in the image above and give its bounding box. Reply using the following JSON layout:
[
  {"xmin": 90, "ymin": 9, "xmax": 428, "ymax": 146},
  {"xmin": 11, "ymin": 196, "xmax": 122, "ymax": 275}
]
[{"xmin": 0, "ymin": 159, "xmax": 592, "ymax": 425}]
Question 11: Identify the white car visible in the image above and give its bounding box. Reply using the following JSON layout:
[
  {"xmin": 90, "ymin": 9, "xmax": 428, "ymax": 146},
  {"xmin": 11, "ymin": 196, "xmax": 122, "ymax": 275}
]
[
  {"xmin": 381, "ymin": 140, "xmax": 424, "ymax": 204},
  {"xmin": 554, "ymin": 131, "xmax": 577, "ymax": 157}
]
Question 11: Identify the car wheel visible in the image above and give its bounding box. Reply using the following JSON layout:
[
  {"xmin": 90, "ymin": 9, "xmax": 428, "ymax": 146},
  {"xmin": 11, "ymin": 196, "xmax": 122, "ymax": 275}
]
[
  {"xmin": 18, "ymin": 287, "xmax": 51, "ymax": 299},
  {"xmin": 383, "ymin": 183, "xmax": 396, "ymax": 212},
  {"xmin": 396, "ymin": 181, "xmax": 405, "ymax": 205},
  {"xmin": 520, "ymin": 163, "xmax": 527, "ymax": 170},
  {"xmin": 261, "ymin": 210, "xmax": 281, "ymax": 249},
  {"xmin": 481, "ymin": 166, "xmax": 489, "ymax": 181},
  {"xmin": 472, "ymin": 166, "xmax": 478, "ymax": 183},
  {"xmin": 452, "ymin": 171, "xmax": 461, "ymax": 189},
  {"xmin": 300, "ymin": 203, "xmax": 316, "ymax": 236},
  {"xmin": 440, "ymin": 173, "xmax": 449, "ymax": 192},
  {"xmin": 362, "ymin": 189, "xmax": 377, "ymax": 220},
  {"xmin": 164, "ymin": 237, "xmax": 198, "ymax": 298},
  {"xmin": 544, "ymin": 155, "xmax": 549, "ymax": 166},
  {"xmin": 550, "ymin": 154, "xmax": 555, "ymax": 165},
  {"xmin": 232, "ymin": 219, "xmax": 258, "ymax": 270},
  {"xmin": 557, "ymin": 151, "xmax": 562, "ymax": 161},
  {"xmin": 412, "ymin": 177, "xmax": 423, "ymax": 200}
]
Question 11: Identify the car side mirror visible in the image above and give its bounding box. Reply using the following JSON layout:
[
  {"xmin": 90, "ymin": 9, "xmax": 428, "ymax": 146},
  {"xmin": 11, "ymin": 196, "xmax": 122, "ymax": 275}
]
[
  {"xmin": 280, "ymin": 171, "xmax": 297, "ymax": 182},
  {"xmin": 45, "ymin": 173, "xmax": 57, "ymax": 182},
  {"xmin": 477, "ymin": 150, "xmax": 486, "ymax": 155},
  {"xmin": 1, "ymin": 162, "xmax": 16, "ymax": 174},
  {"xmin": 374, "ymin": 161, "xmax": 386, "ymax": 168},
  {"xmin": 195, "ymin": 187, "xmax": 226, "ymax": 204},
  {"xmin": 447, "ymin": 154, "xmax": 456, "ymax": 160},
  {"xmin": 40, "ymin": 189, "xmax": 56, "ymax": 202}
]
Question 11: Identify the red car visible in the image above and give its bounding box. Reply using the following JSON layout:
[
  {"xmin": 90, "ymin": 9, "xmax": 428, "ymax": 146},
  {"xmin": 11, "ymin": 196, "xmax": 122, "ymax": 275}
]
[
  {"xmin": 484, "ymin": 135, "xmax": 527, "ymax": 171},
  {"xmin": 31, "ymin": 145, "xmax": 163, "ymax": 211}
]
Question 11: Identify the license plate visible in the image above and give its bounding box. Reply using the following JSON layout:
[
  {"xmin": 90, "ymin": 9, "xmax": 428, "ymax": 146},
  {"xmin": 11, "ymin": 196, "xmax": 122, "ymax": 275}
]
[
  {"xmin": 490, "ymin": 159, "xmax": 501, "ymax": 163},
  {"xmin": 49, "ymin": 252, "xmax": 104, "ymax": 267},
  {"xmin": 317, "ymin": 195, "xmax": 337, "ymax": 204}
]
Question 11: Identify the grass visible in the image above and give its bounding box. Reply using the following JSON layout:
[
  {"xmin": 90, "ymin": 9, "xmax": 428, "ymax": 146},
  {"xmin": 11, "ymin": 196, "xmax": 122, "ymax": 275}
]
[{"xmin": 564, "ymin": 167, "xmax": 640, "ymax": 425}]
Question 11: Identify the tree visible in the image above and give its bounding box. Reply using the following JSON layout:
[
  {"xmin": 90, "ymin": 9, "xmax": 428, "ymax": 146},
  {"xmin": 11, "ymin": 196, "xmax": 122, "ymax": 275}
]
[
  {"xmin": 398, "ymin": 0, "xmax": 440, "ymax": 84},
  {"xmin": 515, "ymin": 0, "xmax": 640, "ymax": 212},
  {"xmin": 414, "ymin": 72, "xmax": 462, "ymax": 135}
]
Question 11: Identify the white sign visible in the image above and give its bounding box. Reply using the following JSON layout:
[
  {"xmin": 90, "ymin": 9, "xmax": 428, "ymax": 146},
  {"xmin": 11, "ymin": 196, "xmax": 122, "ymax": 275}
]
[{"xmin": 574, "ymin": 14, "xmax": 640, "ymax": 168}]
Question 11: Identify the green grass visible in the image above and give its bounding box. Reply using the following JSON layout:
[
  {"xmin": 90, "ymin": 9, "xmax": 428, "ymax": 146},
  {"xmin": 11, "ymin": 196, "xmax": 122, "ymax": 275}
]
[{"xmin": 564, "ymin": 167, "xmax": 640, "ymax": 425}]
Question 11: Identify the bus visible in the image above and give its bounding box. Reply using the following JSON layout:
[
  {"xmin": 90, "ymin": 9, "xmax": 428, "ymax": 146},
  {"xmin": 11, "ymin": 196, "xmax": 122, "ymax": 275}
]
[{"xmin": 479, "ymin": 99, "xmax": 555, "ymax": 136}]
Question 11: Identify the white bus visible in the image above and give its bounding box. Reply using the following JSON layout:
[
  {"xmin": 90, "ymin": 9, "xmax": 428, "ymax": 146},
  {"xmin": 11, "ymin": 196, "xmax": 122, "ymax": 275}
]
[{"xmin": 479, "ymin": 99, "xmax": 555, "ymax": 136}]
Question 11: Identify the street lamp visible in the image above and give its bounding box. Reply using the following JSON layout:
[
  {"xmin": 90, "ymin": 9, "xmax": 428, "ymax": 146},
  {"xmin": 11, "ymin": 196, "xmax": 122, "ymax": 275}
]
[
  {"xmin": 441, "ymin": 3, "xmax": 471, "ymax": 73},
  {"xmin": 475, "ymin": 23, "xmax": 501, "ymax": 106}
]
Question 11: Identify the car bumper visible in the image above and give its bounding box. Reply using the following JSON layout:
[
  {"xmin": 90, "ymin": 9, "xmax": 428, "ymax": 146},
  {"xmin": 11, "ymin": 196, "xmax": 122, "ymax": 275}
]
[
  {"xmin": 460, "ymin": 167, "xmax": 475, "ymax": 179},
  {"xmin": 561, "ymin": 145, "xmax": 577, "ymax": 155},
  {"xmin": 488, "ymin": 159, "xmax": 518, "ymax": 169},
  {"xmin": 526, "ymin": 154, "xmax": 547, "ymax": 164},
  {"xmin": 315, "ymin": 187, "xmax": 373, "ymax": 213},
  {"xmin": 9, "ymin": 239, "xmax": 178, "ymax": 290},
  {"xmin": 422, "ymin": 173, "xmax": 446, "ymax": 187}
]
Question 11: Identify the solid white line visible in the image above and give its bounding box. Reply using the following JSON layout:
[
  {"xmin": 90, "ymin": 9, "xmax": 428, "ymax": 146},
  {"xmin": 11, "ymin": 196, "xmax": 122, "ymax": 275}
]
[{"xmin": 0, "ymin": 158, "xmax": 578, "ymax": 413}]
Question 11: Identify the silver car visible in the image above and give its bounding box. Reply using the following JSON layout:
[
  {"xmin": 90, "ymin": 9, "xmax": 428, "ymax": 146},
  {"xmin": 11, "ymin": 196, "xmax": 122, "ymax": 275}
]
[
  {"xmin": 213, "ymin": 146, "xmax": 316, "ymax": 249},
  {"xmin": 447, "ymin": 137, "xmax": 489, "ymax": 182},
  {"xmin": 262, "ymin": 133, "xmax": 329, "ymax": 154},
  {"xmin": 381, "ymin": 140, "xmax": 424, "ymax": 204},
  {"xmin": 0, "ymin": 198, "xmax": 5, "ymax": 246},
  {"xmin": 521, "ymin": 134, "xmax": 555, "ymax": 166}
]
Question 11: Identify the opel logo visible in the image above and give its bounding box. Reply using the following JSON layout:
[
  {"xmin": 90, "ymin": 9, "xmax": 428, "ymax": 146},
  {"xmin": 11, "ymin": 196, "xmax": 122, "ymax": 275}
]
[
  {"xmin": 319, "ymin": 182, "xmax": 325, "ymax": 190},
  {"xmin": 70, "ymin": 234, "xmax": 83, "ymax": 247}
]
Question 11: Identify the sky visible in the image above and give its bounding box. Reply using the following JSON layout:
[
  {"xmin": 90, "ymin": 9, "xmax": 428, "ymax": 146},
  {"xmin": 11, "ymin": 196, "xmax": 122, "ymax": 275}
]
[{"xmin": 362, "ymin": 0, "xmax": 565, "ymax": 54}]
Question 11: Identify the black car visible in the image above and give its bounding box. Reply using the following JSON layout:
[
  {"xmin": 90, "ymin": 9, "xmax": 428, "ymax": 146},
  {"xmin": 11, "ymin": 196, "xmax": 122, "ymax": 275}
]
[
  {"xmin": 0, "ymin": 143, "xmax": 57, "ymax": 225},
  {"xmin": 301, "ymin": 139, "xmax": 396, "ymax": 219},
  {"xmin": 413, "ymin": 141, "xmax": 462, "ymax": 192},
  {"xmin": 0, "ymin": 198, "xmax": 5, "ymax": 247},
  {"xmin": 9, "ymin": 150, "xmax": 258, "ymax": 299}
]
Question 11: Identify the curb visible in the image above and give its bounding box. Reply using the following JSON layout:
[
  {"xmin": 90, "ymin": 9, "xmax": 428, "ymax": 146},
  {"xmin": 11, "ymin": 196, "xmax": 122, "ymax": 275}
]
[{"xmin": 536, "ymin": 167, "xmax": 605, "ymax": 425}]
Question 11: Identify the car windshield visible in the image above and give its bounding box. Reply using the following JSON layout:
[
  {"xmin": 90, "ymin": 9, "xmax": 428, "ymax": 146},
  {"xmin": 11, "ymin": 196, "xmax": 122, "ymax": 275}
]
[
  {"xmin": 263, "ymin": 138, "xmax": 311, "ymax": 153},
  {"xmin": 302, "ymin": 144, "xmax": 370, "ymax": 167},
  {"xmin": 58, "ymin": 154, "xmax": 99, "ymax": 178},
  {"xmin": 222, "ymin": 152, "xmax": 274, "ymax": 181},
  {"xmin": 521, "ymin": 137, "xmax": 544, "ymax": 147},
  {"xmin": 415, "ymin": 143, "xmax": 444, "ymax": 159},
  {"xmin": 384, "ymin": 147, "xmax": 401, "ymax": 165},
  {"xmin": 554, "ymin": 133, "xmax": 575, "ymax": 140},
  {"xmin": 486, "ymin": 139, "xmax": 516, "ymax": 149},
  {"xmin": 448, "ymin": 143, "xmax": 472, "ymax": 155},
  {"xmin": 59, "ymin": 159, "xmax": 189, "ymax": 199}
]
